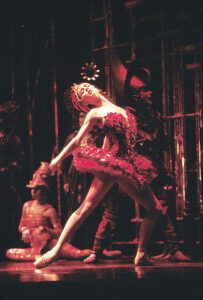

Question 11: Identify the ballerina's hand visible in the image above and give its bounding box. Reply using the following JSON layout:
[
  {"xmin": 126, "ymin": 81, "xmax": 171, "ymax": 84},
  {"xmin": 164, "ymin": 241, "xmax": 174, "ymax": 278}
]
[{"xmin": 34, "ymin": 248, "xmax": 59, "ymax": 268}]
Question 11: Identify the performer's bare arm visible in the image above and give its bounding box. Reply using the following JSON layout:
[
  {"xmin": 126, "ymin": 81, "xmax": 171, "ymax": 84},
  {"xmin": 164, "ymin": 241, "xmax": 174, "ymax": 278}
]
[{"xmin": 50, "ymin": 109, "xmax": 102, "ymax": 169}]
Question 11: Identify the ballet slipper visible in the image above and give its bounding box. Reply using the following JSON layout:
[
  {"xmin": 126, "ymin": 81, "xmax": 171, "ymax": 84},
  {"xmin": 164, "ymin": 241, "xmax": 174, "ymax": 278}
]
[
  {"xmin": 134, "ymin": 252, "xmax": 154, "ymax": 266},
  {"xmin": 34, "ymin": 250, "xmax": 59, "ymax": 268},
  {"xmin": 83, "ymin": 252, "xmax": 98, "ymax": 263}
]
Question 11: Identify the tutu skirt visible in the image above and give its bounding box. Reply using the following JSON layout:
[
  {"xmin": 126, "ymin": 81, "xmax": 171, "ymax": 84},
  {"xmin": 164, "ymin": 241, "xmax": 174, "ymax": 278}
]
[{"xmin": 73, "ymin": 146, "xmax": 158, "ymax": 189}]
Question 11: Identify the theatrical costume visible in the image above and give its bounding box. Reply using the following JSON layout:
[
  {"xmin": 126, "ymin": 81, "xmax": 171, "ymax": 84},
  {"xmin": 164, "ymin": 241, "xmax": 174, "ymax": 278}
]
[
  {"xmin": 74, "ymin": 111, "xmax": 158, "ymax": 190},
  {"xmin": 6, "ymin": 162, "xmax": 91, "ymax": 261},
  {"xmin": 123, "ymin": 59, "xmax": 190, "ymax": 261}
]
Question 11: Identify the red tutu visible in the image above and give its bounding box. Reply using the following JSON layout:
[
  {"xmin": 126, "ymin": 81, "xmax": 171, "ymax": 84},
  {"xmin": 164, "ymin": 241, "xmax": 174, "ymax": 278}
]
[
  {"xmin": 73, "ymin": 111, "xmax": 158, "ymax": 189},
  {"xmin": 73, "ymin": 146, "xmax": 157, "ymax": 189}
]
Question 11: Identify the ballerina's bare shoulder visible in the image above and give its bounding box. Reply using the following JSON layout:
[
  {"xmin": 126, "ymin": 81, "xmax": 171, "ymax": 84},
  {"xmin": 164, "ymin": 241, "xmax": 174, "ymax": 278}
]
[{"xmin": 86, "ymin": 107, "xmax": 129, "ymax": 128}]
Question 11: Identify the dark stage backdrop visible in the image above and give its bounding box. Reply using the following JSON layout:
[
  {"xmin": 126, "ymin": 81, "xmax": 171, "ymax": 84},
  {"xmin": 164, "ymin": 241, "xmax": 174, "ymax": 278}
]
[{"xmin": 0, "ymin": 1, "xmax": 93, "ymax": 200}]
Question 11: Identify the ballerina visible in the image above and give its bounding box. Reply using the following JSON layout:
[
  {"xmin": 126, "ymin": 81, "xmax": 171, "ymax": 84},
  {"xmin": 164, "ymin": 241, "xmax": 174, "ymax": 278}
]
[{"xmin": 34, "ymin": 82, "xmax": 162, "ymax": 268}]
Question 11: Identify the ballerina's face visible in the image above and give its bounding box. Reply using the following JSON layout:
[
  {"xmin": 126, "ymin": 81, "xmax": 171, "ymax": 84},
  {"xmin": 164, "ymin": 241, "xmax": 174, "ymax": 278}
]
[
  {"xmin": 70, "ymin": 82, "xmax": 103, "ymax": 112},
  {"xmin": 77, "ymin": 83, "xmax": 101, "ymax": 106}
]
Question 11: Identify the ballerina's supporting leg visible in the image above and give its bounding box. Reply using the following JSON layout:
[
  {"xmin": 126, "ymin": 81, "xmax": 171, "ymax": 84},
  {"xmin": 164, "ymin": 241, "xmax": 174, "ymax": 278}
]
[
  {"xmin": 118, "ymin": 180, "xmax": 162, "ymax": 266},
  {"xmin": 34, "ymin": 175, "xmax": 115, "ymax": 268}
]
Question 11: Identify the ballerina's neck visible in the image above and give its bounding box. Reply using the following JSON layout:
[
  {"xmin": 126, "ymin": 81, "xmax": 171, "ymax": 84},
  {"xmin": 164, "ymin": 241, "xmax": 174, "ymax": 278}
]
[
  {"xmin": 98, "ymin": 106, "xmax": 129, "ymax": 127},
  {"xmin": 98, "ymin": 94, "xmax": 130, "ymax": 124}
]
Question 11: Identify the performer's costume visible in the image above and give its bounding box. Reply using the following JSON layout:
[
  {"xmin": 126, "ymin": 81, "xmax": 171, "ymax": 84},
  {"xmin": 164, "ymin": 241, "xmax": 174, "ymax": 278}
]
[
  {"xmin": 123, "ymin": 59, "xmax": 190, "ymax": 261},
  {"xmin": 74, "ymin": 111, "xmax": 158, "ymax": 189},
  {"xmin": 6, "ymin": 200, "xmax": 53, "ymax": 261},
  {"xmin": 6, "ymin": 162, "xmax": 91, "ymax": 261}
]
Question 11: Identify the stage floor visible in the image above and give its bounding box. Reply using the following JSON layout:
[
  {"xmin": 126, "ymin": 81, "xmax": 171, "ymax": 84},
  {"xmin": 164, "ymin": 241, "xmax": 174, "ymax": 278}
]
[{"xmin": 1, "ymin": 257, "xmax": 202, "ymax": 300}]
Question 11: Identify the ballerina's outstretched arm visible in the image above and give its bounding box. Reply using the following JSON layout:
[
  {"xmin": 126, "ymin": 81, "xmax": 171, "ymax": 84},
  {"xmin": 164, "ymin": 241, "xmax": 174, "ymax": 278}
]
[{"xmin": 50, "ymin": 110, "xmax": 99, "ymax": 172}]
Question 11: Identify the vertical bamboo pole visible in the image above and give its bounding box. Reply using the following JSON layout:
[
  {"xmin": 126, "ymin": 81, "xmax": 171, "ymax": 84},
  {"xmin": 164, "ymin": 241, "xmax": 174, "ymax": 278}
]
[
  {"xmin": 195, "ymin": 5, "xmax": 203, "ymax": 218},
  {"xmin": 195, "ymin": 68, "xmax": 203, "ymax": 216},
  {"xmin": 51, "ymin": 22, "xmax": 61, "ymax": 219},
  {"xmin": 160, "ymin": 11, "xmax": 174, "ymax": 173},
  {"xmin": 22, "ymin": 26, "xmax": 34, "ymax": 174},
  {"xmin": 103, "ymin": 0, "xmax": 111, "ymax": 98},
  {"xmin": 172, "ymin": 34, "xmax": 187, "ymax": 243},
  {"xmin": 10, "ymin": 23, "xmax": 15, "ymax": 102}
]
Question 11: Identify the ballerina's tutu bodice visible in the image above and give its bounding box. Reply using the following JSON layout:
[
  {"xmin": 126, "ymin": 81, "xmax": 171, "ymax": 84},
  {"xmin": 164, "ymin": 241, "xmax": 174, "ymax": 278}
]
[
  {"xmin": 102, "ymin": 111, "xmax": 136, "ymax": 157},
  {"xmin": 73, "ymin": 111, "xmax": 158, "ymax": 188}
]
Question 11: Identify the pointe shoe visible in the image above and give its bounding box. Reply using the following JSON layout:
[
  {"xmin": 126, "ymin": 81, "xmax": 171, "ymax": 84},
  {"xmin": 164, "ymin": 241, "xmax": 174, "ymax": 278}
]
[
  {"xmin": 34, "ymin": 251, "xmax": 58, "ymax": 268},
  {"xmin": 134, "ymin": 253, "xmax": 154, "ymax": 266},
  {"xmin": 83, "ymin": 252, "xmax": 98, "ymax": 263}
]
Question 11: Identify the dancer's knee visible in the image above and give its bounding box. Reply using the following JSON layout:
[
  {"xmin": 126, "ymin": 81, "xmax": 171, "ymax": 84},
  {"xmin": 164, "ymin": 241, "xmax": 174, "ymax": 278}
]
[
  {"xmin": 83, "ymin": 202, "xmax": 95, "ymax": 216},
  {"xmin": 75, "ymin": 201, "xmax": 94, "ymax": 218}
]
